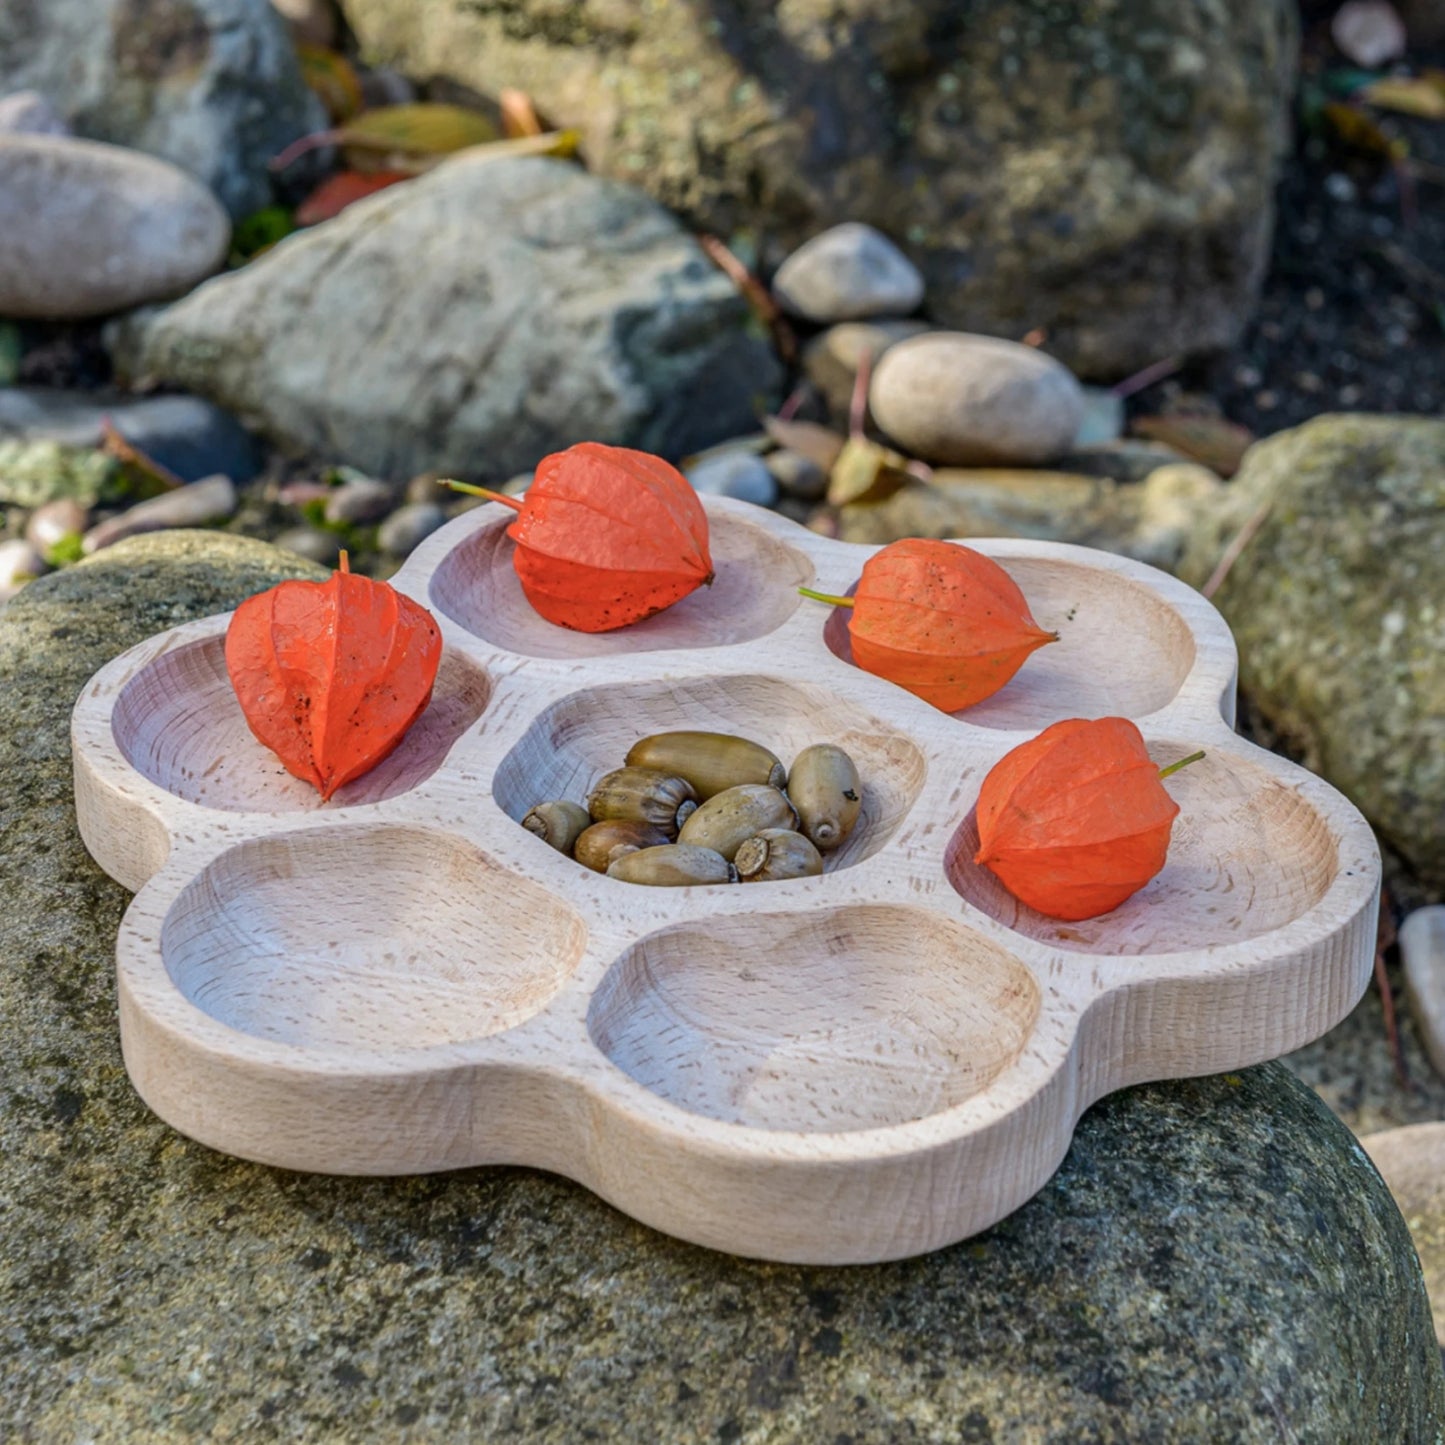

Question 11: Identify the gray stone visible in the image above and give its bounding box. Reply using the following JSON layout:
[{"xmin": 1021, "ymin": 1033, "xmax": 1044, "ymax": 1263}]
[
  {"xmin": 686, "ymin": 451, "xmax": 778, "ymax": 507},
  {"xmin": 0, "ymin": 89, "xmax": 67, "ymax": 135},
  {"xmin": 1402, "ymin": 907, "xmax": 1445, "ymax": 1080},
  {"xmin": 0, "ymin": 386, "xmax": 262, "ymax": 483},
  {"xmin": 802, "ymin": 318, "xmax": 931, "ymax": 424},
  {"xmin": 870, "ymin": 333, "xmax": 1087, "ymax": 466},
  {"xmin": 0, "ymin": 136, "xmax": 229, "ymax": 320},
  {"xmin": 377, "ymin": 501, "xmax": 446, "ymax": 557},
  {"xmin": 82, "ymin": 474, "xmax": 237, "ymax": 553},
  {"xmin": 1073, "ymin": 387, "xmax": 1126, "ymax": 447},
  {"xmin": 324, "ymin": 478, "xmax": 396, "ymax": 527},
  {"xmin": 1178, "ymin": 415, "xmax": 1445, "ymax": 891},
  {"xmin": 772, "ymin": 223, "xmax": 924, "ymax": 323},
  {"xmin": 23, "ymin": 497, "xmax": 88, "ymax": 554},
  {"xmin": 112, "ymin": 154, "xmax": 782, "ymax": 481},
  {"xmin": 1360, "ymin": 1121, "xmax": 1445, "ymax": 1345},
  {"xmin": 1053, "ymin": 438, "xmax": 1196, "ymax": 484},
  {"xmin": 273, "ymin": 525, "xmax": 341, "ymax": 566},
  {"xmin": 0, "ymin": 438, "xmax": 116, "ymax": 508},
  {"xmin": 0, "ymin": 535, "xmax": 1443, "ymax": 1437},
  {"xmin": 0, "ymin": 538, "xmax": 1440, "ymax": 1439},
  {"xmin": 0, "ymin": 535, "xmax": 45, "ymax": 600},
  {"xmin": 344, "ymin": 0, "xmax": 1296, "ymax": 378},
  {"xmin": 765, "ymin": 449, "xmax": 828, "ymax": 502},
  {"xmin": 0, "ymin": 0, "xmax": 323, "ymax": 219}
]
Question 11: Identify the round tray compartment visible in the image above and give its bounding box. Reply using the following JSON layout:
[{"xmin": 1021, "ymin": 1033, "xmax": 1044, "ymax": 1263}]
[
  {"xmin": 427, "ymin": 509, "xmax": 813, "ymax": 659},
  {"xmin": 819, "ymin": 552, "xmax": 1200, "ymax": 730},
  {"xmin": 946, "ymin": 741, "xmax": 1340, "ymax": 955},
  {"xmin": 587, "ymin": 904, "xmax": 1041, "ymax": 1132},
  {"xmin": 111, "ymin": 630, "xmax": 492, "ymax": 813},
  {"xmin": 491, "ymin": 673, "xmax": 928, "ymax": 876},
  {"xmin": 159, "ymin": 824, "xmax": 587, "ymax": 1049}
]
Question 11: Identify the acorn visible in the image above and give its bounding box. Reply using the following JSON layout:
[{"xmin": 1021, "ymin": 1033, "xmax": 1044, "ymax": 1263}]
[
  {"xmin": 734, "ymin": 829, "xmax": 824, "ymax": 883},
  {"xmin": 573, "ymin": 819, "xmax": 671, "ymax": 874},
  {"xmin": 625, "ymin": 730, "xmax": 787, "ymax": 800},
  {"xmin": 587, "ymin": 767, "xmax": 698, "ymax": 838},
  {"xmin": 521, "ymin": 800, "xmax": 591, "ymax": 854},
  {"xmin": 677, "ymin": 783, "xmax": 798, "ymax": 862},
  {"xmin": 606, "ymin": 843, "xmax": 738, "ymax": 886},
  {"xmin": 787, "ymin": 744, "xmax": 861, "ymax": 852}
]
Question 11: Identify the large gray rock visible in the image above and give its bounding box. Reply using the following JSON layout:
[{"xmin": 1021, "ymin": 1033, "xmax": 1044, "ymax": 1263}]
[
  {"xmin": 113, "ymin": 155, "xmax": 783, "ymax": 479},
  {"xmin": 0, "ymin": 135, "xmax": 230, "ymax": 319},
  {"xmin": 345, "ymin": 0, "xmax": 1297, "ymax": 379},
  {"xmin": 1, "ymin": 530, "xmax": 1443, "ymax": 1440},
  {"xmin": 0, "ymin": 0, "xmax": 322, "ymax": 218},
  {"xmin": 1179, "ymin": 415, "xmax": 1445, "ymax": 892}
]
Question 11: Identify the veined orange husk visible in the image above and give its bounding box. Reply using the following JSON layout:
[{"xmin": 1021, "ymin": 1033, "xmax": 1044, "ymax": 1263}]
[
  {"xmin": 225, "ymin": 563, "xmax": 441, "ymax": 800},
  {"xmin": 973, "ymin": 717, "xmax": 1180, "ymax": 921},
  {"xmin": 847, "ymin": 539, "xmax": 1056, "ymax": 711},
  {"xmin": 507, "ymin": 442, "xmax": 713, "ymax": 632}
]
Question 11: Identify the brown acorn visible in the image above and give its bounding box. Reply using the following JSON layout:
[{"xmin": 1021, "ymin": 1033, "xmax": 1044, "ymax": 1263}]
[
  {"xmin": 587, "ymin": 767, "xmax": 698, "ymax": 838},
  {"xmin": 574, "ymin": 819, "xmax": 671, "ymax": 874}
]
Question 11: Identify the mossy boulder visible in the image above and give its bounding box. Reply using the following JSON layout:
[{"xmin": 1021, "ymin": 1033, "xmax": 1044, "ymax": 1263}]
[
  {"xmin": 346, "ymin": 0, "xmax": 1297, "ymax": 377},
  {"xmin": 1180, "ymin": 415, "xmax": 1445, "ymax": 893},
  {"xmin": 2, "ymin": 532, "xmax": 1442, "ymax": 1440}
]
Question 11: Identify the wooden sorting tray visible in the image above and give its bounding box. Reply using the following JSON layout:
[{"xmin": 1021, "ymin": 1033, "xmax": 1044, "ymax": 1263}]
[{"xmin": 71, "ymin": 497, "xmax": 1381, "ymax": 1264}]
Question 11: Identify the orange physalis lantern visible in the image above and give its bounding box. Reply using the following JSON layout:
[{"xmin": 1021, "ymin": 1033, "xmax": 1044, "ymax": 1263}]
[
  {"xmin": 225, "ymin": 554, "xmax": 442, "ymax": 800},
  {"xmin": 800, "ymin": 538, "xmax": 1057, "ymax": 711},
  {"xmin": 445, "ymin": 442, "xmax": 714, "ymax": 632},
  {"xmin": 973, "ymin": 717, "xmax": 1204, "ymax": 921}
]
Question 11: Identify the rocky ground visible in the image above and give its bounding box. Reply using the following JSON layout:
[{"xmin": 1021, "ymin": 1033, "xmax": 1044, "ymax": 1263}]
[{"xmin": 4, "ymin": 0, "xmax": 1445, "ymax": 1401}]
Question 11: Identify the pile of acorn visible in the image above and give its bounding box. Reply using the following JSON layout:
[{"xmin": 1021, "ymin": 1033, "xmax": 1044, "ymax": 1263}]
[{"xmin": 521, "ymin": 732, "xmax": 862, "ymax": 885}]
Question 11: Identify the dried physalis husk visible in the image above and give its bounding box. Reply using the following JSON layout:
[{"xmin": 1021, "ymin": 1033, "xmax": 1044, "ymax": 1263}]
[{"xmin": 973, "ymin": 717, "xmax": 1204, "ymax": 921}]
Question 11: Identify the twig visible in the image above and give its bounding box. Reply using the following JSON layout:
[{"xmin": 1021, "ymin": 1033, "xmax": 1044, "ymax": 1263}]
[
  {"xmin": 775, "ymin": 385, "xmax": 808, "ymax": 423},
  {"xmin": 1200, "ymin": 499, "xmax": 1272, "ymax": 600},
  {"xmin": 100, "ymin": 418, "xmax": 184, "ymax": 491},
  {"xmin": 696, "ymin": 233, "xmax": 797, "ymax": 365},
  {"xmin": 849, "ymin": 347, "xmax": 874, "ymax": 440},
  {"xmin": 1112, "ymin": 355, "xmax": 1184, "ymax": 400}
]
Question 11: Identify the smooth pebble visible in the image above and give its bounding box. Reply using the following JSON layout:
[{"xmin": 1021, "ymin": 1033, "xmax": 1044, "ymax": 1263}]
[
  {"xmin": 772, "ymin": 223, "xmax": 925, "ymax": 323},
  {"xmin": 325, "ymin": 479, "xmax": 397, "ymax": 526},
  {"xmin": 686, "ymin": 453, "xmax": 778, "ymax": 507},
  {"xmin": 869, "ymin": 332, "xmax": 1086, "ymax": 466},
  {"xmin": 0, "ymin": 538, "xmax": 47, "ymax": 600},
  {"xmin": 24, "ymin": 497, "xmax": 89, "ymax": 553},
  {"xmin": 82, "ymin": 475, "xmax": 237, "ymax": 554},
  {"xmin": 378, "ymin": 503, "xmax": 447, "ymax": 557},
  {"xmin": 0, "ymin": 91, "xmax": 69, "ymax": 136},
  {"xmin": 0, "ymin": 136, "xmax": 230, "ymax": 320},
  {"xmin": 274, "ymin": 527, "xmax": 342, "ymax": 566}
]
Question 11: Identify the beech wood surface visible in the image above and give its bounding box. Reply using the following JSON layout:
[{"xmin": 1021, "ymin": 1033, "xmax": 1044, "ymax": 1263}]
[{"xmin": 71, "ymin": 497, "xmax": 1381, "ymax": 1263}]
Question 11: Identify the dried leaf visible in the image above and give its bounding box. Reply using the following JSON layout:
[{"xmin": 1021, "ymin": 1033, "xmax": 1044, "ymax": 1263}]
[
  {"xmin": 826, "ymin": 437, "xmax": 912, "ymax": 507},
  {"xmin": 762, "ymin": 416, "xmax": 846, "ymax": 472},
  {"xmin": 297, "ymin": 44, "xmax": 363, "ymax": 123},
  {"xmin": 373, "ymin": 129, "xmax": 582, "ymax": 176},
  {"xmin": 99, "ymin": 418, "xmax": 183, "ymax": 495},
  {"xmin": 1362, "ymin": 74, "xmax": 1445, "ymax": 120},
  {"xmin": 1131, "ymin": 413, "xmax": 1254, "ymax": 478},
  {"xmin": 1332, "ymin": 0, "xmax": 1407, "ymax": 69},
  {"xmin": 1323, "ymin": 100, "xmax": 1411, "ymax": 161},
  {"xmin": 295, "ymin": 170, "xmax": 411, "ymax": 225},
  {"xmin": 443, "ymin": 443, "xmax": 713, "ymax": 633},
  {"xmin": 225, "ymin": 556, "xmax": 442, "ymax": 799}
]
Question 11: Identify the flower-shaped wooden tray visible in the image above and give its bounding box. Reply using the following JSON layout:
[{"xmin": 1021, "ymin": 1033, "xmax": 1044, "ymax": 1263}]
[{"xmin": 71, "ymin": 498, "xmax": 1380, "ymax": 1264}]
